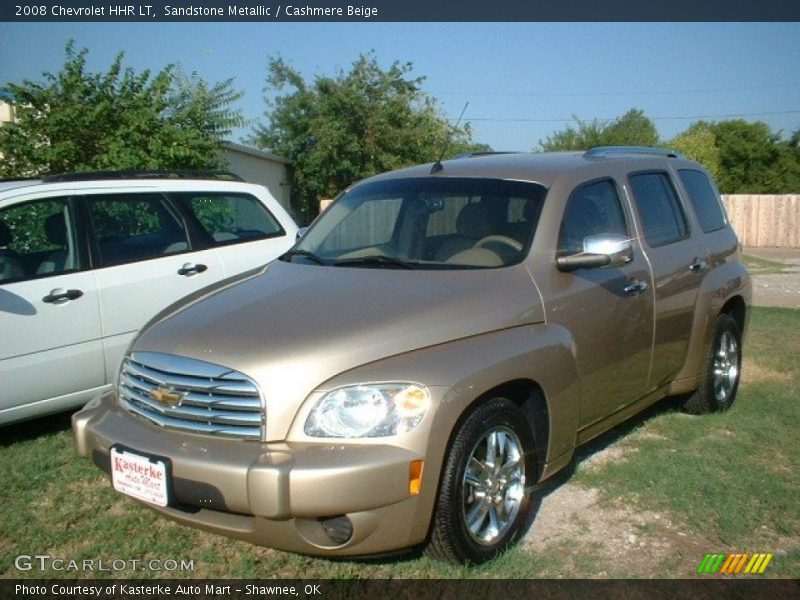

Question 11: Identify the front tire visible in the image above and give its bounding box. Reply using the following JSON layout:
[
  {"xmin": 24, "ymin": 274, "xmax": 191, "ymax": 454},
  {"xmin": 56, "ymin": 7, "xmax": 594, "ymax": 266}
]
[
  {"xmin": 425, "ymin": 398, "xmax": 537, "ymax": 564},
  {"xmin": 682, "ymin": 313, "xmax": 742, "ymax": 414}
]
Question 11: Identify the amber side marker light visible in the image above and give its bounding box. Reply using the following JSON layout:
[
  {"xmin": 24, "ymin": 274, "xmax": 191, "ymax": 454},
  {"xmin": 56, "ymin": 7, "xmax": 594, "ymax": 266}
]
[{"xmin": 409, "ymin": 460, "xmax": 424, "ymax": 495}]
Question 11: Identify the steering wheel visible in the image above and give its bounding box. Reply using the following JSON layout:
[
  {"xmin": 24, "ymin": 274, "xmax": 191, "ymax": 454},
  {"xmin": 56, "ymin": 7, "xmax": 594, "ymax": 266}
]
[{"xmin": 474, "ymin": 235, "xmax": 523, "ymax": 252}]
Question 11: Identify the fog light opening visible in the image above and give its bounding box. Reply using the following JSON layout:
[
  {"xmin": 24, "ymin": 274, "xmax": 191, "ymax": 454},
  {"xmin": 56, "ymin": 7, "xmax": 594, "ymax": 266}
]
[
  {"xmin": 320, "ymin": 515, "xmax": 353, "ymax": 545},
  {"xmin": 409, "ymin": 459, "xmax": 424, "ymax": 496}
]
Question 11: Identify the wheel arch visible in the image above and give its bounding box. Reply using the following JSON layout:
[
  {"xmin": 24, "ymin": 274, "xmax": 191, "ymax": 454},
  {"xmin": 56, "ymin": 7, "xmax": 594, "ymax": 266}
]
[
  {"xmin": 720, "ymin": 294, "xmax": 747, "ymax": 334},
  {"xmin": 444, "ymin": 379, "xmax": 550, "ymax": 483},
  {"xmin": 670, "ymin": 260, "xmax": 751, "ymax": 394}
]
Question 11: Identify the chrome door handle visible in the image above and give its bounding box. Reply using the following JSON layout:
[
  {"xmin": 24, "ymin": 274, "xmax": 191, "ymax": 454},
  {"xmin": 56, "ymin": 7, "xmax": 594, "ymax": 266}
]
[
  {"xmin": 43, "ymin": 288, "xmax": 83, "ymax": 304},
  {"xmin": 624, "ymin": 280, "xmax": 648, "ymax": 296},
  {"xmin": 178, "ymin": 263, "xmax": 208, "ymax": 277},
  {"xmin": 689, "ymin": 260, "xmax": 707, "ymax": 273}
]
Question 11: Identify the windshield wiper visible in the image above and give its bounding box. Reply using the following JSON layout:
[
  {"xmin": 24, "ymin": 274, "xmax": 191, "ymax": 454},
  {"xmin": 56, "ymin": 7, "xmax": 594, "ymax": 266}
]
[
  {"xmin": 281, "ymin": 249, "xmax": 326, "ymax": 265},
  {"xmin": 333, "ymin": 255, "xmax": 418, "ymax": 269}
]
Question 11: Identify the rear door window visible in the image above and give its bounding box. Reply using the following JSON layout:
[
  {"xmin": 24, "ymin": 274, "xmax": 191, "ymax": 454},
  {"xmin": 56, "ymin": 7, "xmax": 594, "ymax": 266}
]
[
  {"xmin": 628, "ymin": 172, "xmax": 689, "ymax": 247},
  {"xmin": 86, "ymin": 193, "xmax": 189, "ymax": 267}
]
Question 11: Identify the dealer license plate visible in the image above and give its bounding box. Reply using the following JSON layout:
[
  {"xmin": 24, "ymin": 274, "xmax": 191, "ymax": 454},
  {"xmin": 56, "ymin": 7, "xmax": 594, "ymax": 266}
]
[{"xmin": 110, "ymin": 446, "xmax": 170, "ymax": 507}]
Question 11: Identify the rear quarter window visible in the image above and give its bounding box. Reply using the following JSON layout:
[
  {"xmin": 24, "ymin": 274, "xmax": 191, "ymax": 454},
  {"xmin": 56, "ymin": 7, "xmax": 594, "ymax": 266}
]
[
  {"xmin": 678, "ymin": 169, "xmax": 727, "ymax": 233},
  {"xmin": 181, "ymin": 193, "xmax": 285, "ymax": 246}
]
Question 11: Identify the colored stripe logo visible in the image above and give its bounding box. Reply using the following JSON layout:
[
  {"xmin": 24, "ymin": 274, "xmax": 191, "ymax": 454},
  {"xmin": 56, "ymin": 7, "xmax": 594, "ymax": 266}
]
[{"xmin": 697, "ymin": 552, "xmax": 773, "ymax": 574}]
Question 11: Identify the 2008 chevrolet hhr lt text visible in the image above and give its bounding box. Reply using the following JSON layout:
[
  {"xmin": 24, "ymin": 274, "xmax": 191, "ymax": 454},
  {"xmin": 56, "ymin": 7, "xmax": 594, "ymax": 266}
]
[{"xmin": 73, "ymin": 148, "xmax": 751, "ymax": 564}]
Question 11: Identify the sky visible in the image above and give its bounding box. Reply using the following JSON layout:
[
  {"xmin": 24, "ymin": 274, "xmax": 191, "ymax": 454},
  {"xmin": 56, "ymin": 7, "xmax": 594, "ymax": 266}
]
[{"xmin": 1, "ymin": 22, "xmax": 799, "ymax": 152}]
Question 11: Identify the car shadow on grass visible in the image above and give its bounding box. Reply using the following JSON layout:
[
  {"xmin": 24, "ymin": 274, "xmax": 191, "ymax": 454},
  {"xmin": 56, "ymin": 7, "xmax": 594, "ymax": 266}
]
[
  {"xmin": 535, "ymin": 394, "xmax": 684, "ymax": 498},
  {"xmin": 0, "ymin": 409, "xmax": 75, "ymax": 448}
]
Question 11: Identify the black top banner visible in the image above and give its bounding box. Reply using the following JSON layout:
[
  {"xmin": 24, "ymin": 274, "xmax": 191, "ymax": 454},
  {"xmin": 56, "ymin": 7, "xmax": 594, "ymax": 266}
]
[{"xmin": 2, "ymin": 0, "xmax": 800, "ymax": 22}]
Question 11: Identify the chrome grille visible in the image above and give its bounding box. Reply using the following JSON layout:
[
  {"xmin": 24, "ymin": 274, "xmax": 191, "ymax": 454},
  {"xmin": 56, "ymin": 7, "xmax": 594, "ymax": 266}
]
[{"xmin": 119, "ymin": 351, "xmax": 263, "ymax": 440}]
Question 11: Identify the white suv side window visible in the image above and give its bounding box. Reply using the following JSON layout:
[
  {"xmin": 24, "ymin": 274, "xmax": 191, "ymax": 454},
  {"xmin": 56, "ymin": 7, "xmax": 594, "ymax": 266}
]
[{"xmin": 0, "ymin": 198, "xmax": 79, "ymax": 283}]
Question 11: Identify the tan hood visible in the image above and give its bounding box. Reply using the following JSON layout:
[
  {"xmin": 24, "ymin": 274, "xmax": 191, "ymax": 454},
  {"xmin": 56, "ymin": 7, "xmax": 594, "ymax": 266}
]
[{"xmin": 133, "ymin": 260, "xmax": 544, "ymax": 438}]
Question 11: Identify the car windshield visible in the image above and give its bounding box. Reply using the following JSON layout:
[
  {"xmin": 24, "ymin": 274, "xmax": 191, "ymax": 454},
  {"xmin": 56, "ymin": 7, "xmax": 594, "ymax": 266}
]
[{"xmin": 286, "ymin": 177, "xmax": 547, "ymax": 269}]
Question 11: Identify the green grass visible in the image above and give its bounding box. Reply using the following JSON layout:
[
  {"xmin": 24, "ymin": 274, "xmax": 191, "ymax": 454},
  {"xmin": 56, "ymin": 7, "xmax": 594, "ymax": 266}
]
[
  {"xmin": 574, "ymin": 307, "xmax": 800, "ymax": 574},
  {"xmin": 1, "ymin": 308, "xmax": 798, "ymax": 579},
  {"xmin": 742, "ymin": 254, "xmax": 795, "ymax": 275}
]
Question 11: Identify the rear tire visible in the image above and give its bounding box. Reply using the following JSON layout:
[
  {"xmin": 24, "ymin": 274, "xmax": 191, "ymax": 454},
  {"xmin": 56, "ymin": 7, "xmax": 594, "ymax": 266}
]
[
  {"xmin": 425, "ymin": 398, "xmax": 537, "ymax": 564},
  {"xmin": 682, "ymin": 313, "xmax": 742, "ymax": 414}
]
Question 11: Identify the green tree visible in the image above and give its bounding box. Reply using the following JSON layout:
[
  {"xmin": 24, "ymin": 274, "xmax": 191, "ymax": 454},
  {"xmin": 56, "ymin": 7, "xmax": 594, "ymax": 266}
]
[
  {"xmin": 603, "ymin": 109, "xmax": 660, "ymax": 147},
  {"xmin": 0, "ymin": 41, "xmax": 244, "ymax": 178},
  {"xmin": 538, "ymin": 108, "xmax": 660, "ymax": 151},
  {"xmin": 670, "ymin": 121, "xmax": 721, "ymax": 180},
  {"xmin": 789, "ymin": 128, "xmax": 800, "ymax": 149},
  {"xmin": 775, "ymin": 137, "xmax": 800, "ymax": 193},
  {"xmin": 706, "ymin": 120, "xmax": 800, "ymax": 193},
  {"xmin": 251, "ymin": 54, "xmax": 489, "ymax": 222},
  {"xmin": 782, "ymin": 129, "xmax": 800, "ymax": 191}
]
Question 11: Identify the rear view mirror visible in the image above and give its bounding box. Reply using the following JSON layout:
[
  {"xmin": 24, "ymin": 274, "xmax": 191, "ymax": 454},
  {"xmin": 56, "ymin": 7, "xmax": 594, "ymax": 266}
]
[{"xmin": 423, "ymin": 197, "xmax": 445, "ymax": 213}]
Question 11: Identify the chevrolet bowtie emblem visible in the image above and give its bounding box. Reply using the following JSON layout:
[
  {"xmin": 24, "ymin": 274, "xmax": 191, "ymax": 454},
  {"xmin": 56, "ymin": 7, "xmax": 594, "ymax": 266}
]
[{"xmin": 149, "ymin": 386, "xmax": 184, "ymax": 406}]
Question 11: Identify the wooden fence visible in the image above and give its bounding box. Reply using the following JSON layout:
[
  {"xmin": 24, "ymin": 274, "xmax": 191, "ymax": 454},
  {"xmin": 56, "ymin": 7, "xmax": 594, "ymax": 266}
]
[{"xmin": 722, "ymin": 195, "xmax": 800, "ymax": 248}]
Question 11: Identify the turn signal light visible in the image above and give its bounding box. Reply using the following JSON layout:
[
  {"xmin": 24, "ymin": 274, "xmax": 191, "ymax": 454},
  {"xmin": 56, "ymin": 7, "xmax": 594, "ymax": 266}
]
[{"xmin": 409, "ymin": 460, "xmax": 424, "ymax": 495}]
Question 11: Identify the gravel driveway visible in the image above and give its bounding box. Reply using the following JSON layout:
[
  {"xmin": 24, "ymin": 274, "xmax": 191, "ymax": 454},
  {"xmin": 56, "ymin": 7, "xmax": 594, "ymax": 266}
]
[{"xmin": 745, "ymin": 247, "xmax": 800, "ymax": 308}]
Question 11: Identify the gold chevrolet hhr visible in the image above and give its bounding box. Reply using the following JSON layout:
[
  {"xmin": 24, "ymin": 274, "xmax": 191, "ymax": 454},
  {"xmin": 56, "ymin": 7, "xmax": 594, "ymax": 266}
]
[{"xmin": 74, "ymin": 148, "xmax": 751, "ymax": 564}]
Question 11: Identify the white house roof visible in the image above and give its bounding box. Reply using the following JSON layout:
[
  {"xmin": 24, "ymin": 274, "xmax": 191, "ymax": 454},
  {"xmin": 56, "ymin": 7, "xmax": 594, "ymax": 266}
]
[{"xmin": 223, "ymin": 141, "xmax": 289, "ymax": 165}]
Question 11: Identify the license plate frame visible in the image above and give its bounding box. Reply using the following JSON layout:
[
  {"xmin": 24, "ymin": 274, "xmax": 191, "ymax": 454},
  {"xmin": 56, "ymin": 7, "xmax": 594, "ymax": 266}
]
[{"xmin": 110, "ymin": 445, "xmax": 173, "ymax": 508}]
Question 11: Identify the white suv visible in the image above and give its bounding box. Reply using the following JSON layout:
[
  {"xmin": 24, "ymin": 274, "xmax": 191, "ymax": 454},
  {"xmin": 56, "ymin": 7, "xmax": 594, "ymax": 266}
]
[{"xmin": 0, "ymin": 171, "xmax": 297, "ymax": 425}]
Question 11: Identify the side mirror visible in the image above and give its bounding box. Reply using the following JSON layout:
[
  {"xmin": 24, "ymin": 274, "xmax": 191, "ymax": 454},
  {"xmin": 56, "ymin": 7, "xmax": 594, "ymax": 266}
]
[
  {"xmin": 583, "ymin": 234, "xmax": 633, "ymax": 266},
  {"xmin": 295, "ymin": 227, "xmax": 308, "ymax": 241},
  {"xmin": 556, "ymin": 234, "xmax": 633, "ymax": 272}
]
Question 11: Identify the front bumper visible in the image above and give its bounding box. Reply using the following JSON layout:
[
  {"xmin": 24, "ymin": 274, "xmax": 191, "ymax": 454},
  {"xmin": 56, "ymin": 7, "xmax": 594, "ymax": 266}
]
[{"xmin": 72, "ymin": 391, "xmax": 430, "ymax": 556}]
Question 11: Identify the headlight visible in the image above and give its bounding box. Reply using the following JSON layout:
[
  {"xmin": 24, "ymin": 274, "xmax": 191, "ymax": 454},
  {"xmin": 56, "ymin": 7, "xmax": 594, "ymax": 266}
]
[{"xmin": 304, "ymin": 383, "xmax": 430, "ymax": 438}]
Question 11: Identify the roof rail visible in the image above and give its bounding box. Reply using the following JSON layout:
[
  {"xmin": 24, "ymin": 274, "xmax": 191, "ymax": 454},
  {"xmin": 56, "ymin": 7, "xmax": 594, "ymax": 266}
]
[
  {"xmin": 584, "ymin": 146, "xmax": 684, "ymax": 159},
  {"xmin": 452, "ymin": 151, "xmax": 523, "ymax": 159},
  {"xmin": 41, "ymin": 169, "xmax": 244, "ymax": 183},
  {"xmin": 0, "ymin": 176, "xmax": 41, "ymax": 183}
]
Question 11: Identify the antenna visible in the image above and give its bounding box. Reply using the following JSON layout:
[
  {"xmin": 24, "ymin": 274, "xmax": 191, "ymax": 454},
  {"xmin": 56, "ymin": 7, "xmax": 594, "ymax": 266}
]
[{"xmin": 431, "ymin": 102, "xmax": 469, "ymax": 175}]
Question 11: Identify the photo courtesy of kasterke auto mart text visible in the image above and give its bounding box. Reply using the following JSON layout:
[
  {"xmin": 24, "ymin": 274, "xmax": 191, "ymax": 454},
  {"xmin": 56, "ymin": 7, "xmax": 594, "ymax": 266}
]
[
  {"xmin": 73, "ymin": 148, "xmax": 750, "ymax": 564},
  {"xmin": 15, "ymin": 583, "xmax": 242, "ymax": 596}
]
